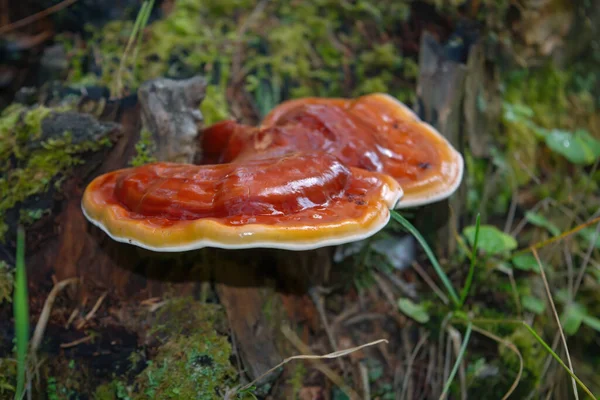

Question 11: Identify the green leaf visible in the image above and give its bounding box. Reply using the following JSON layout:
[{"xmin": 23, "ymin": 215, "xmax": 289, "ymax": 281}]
[
  {"xmin": 398, "ymin": 298, "xmax": 430, "ymax": 324},
  {"xmin": 522, "ymin": 295, "xmax": 546, "ymax": 314},
  {"xmin": 582, "ymin": 315, "xmax": 600, "ymax": 333},
  {"xmin": 578, "ymin": 227, "xmax": 600, "ymax": 249},
  {"xmin": 511, "ymin": 254, "xmax": 540, "ymax": 272},
  {"xmin": 332, "ymin": 387, "xmax": 350, "ymax": 400},
  {"xmin": 576, "ymin": 129, "xmax": 600, "ymax": 156},
  {"xmin": 525, "ymin": 211, "xmax": 561, "ymax": 236},
  {"xmin": 545, "ymin": 129, "xmax": 600, "ymax": 165},
  {"xmin": 463, "ymin": 225, "xmax": 517, "ymax": 255},
  {"xmin": 560, "ymin": 302, "xmax": 587, "ymax": 336}
]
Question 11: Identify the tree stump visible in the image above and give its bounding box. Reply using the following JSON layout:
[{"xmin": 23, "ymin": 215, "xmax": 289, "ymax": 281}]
[{"xmin": 416, "ymin": 30, "xmax": 499, "ymax": 256}]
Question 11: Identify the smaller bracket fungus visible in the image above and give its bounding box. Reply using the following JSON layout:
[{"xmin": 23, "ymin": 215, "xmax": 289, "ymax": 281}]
[
  {"xmin": 202, "ymin": 93, "xmax": 464, "ymax": 208},
  {"xmin": 81, "ymin": 152, "xmax": 402, "ymax": 251}
]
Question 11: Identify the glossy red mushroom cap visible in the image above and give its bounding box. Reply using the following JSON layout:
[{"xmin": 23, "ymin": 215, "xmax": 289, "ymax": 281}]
[
  {"xmin": 81, "ymin": 152, "xmax": 402, "ymax": 251},
  {"xmin": 202, "ymin": 93, "xmax": 463, "ymax": 208}
]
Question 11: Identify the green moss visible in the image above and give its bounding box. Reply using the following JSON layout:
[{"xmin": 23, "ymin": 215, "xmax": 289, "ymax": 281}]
[
  {"xmin": 130, "ymin": 128, "xmax": 157, "ymax": 167},
  {"xmin": 19, "ymin": 208, "xmax": 51, "ymax": 227},
  {"xmin": 130, "ymin": 298, "xmax": 250, "ymax": 399},
  {"xmin": 287, "ymin": 362, "xmax": 306, "ymax": 399},
  {"xmin": 65, "ymin": 0, "xmax": 416, "ymax": 105},
  {"xmin": 0, "ymin": 358, "xmax": 16, "ymax": 395},
  {"xmin": 44, "ymin": 360, "xmax": 91, "ymax": 400},
  {"xmin": 134, "ymin": 332, "xmax": 235, "ymax": 399},
  {"xmin": 499, "ymin": 326, "xmax": 544, "ymax": 396},
  {"xmin": 150, "ymin": 296, "xmax": 227, "ymax": 338},
  {"xmin": 201, "ymin": 85, "xmax": 230, "ymax": 126},
  {"xmin": 92, "ymin": 298, "xmax": 249, "ymax": 399},
  {"xmin": 0, "ymin": 105, "xmax": 112, "ymax": 240},
  {"xmin": 0, "ymin": 104, "xmax": 52, "ymax": 160},
  {"xmin": 0, "ymin": 261, "xmax": 13, "ymax": 304},
  {"xmin": 94, "ymin": 380, "xmax": 132, "ymax": 400},
  {"xmin": 502, "ymin": 65, "xmax": 599, "ymax": 185}
]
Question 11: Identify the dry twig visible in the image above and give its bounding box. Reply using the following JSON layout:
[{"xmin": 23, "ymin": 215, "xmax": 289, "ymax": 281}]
[
  {"xmin": 0, "ymin": 0, "xmax": 78, "ymax": 35},
  {"xmin": 533, "ymin": 248, "xmax": 578, "ymax": 400},
  {"xmin": 227, "ymin": 325, "xmax": 388, "ymax": 399},
  {"xmin": 76, "ymin": 291, "xmax": 108, "ymax": 329},
  {"xmin": 30, "ymin": 278, "xmax": 79, "ymax": 353}
]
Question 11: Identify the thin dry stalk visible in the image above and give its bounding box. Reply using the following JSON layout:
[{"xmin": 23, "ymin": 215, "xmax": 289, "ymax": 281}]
[
  {"xmin": 308, "ymin": 287, "xmax": 343, "ymax": 371},
  {"xmin": 383, "ymin": 271, "xmax": 417, "ymax": 299},
  {"xmin": 60, "ymin": 335, "xmax": 94, "ymax": 348},
  {"xmin": 513, "ymin": 215, "xmax": 600, "ymax": 257},
  {"xmin": 231, "ymin": 0, "xmax": 269, "ymax": 84},
  {"xmin": 331, "ymin": 303, "xmax": 360, "ymax": 337},
  {"xmin": 532, "ymin": 248, "xmax": 578, "ymax": 400},
  {"xmin": 435, "ymin": 313, "xmax": 453, "ymax": 398},
  {"xmin": 442, "ymin": 333, "xmax": 452, "ymax": 395},
  {"xmin": 572, "ymin": 222, "xmax": 600, "ymax": 295},
  {"xmin": 421, "ymin": 345, "xmax": 436, "ymax": 399},
  {"xmin": 511, "ymin": 198, "xmax": 552, "ymax": 237},
  {"xmin": 399, "ymin": 331, "xmax": 429, "ymax": 400},
  {"xmin": 231, "ymin": 325, "xmax": 387, "ymax": 399},
  {"xmin": 65, "ymin": 306, "xmax": 79, "ymax": 329},
  {"xmin": 0, "ymin": 0, "xmax": 78, "ymax": 34},
  {"xmin": 507, "ymin": 269, "xmax": 522, "ymax": 317},
  {"xmin": 76, "ymin": 291, "xmax": 108, "ymax": 329},
  {"xmin": 30, "ymin": 278, "xmax": 79, "ymax": 353},
  {"xmin": 446, "ymin": 326, "xmax": 467, "ymax": 400},
  {"xmin": 359, "ymin": 361, "xmax": 371, "ymax": 400},
  {"xmin": 471, "ymin": 325, "xmax": 523, "ymax": 400},
  {"xmin": 563, "ymin": 243, "xmax": 575, "ymax": 300},
  {"xmin": 504, "ymin": 184, "xmax": 519, "ymax": 234},
  {"xmin": 373, "ymin": 272, "xmax": 398, "ymax": 308},
  {"xmin": 412, "ymin": 262, "xmax": 449, "ymax": 305},
  {"xmin": 400, "ymin": 328, "xmax": 414, "ymax": 400}
]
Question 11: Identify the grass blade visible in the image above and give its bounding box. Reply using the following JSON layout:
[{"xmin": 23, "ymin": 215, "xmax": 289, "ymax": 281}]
[
  {"xmin": 511, "ymin": 215, "xmax": 600, "ymax": 258},
  {"xmin": 521, "ymin": 323, "xmax": 596, "ymax": 399},
  {"xmin": 471, "ymin": 317, "xmax": 597, "ymax": 399},
  {"xmin": 532, "ymin": 248, "xmax": 578, "ymax": 400},
  {"xmin": 439, "ymin": 322, "xmax": 472, "ymax": 399},
  {"xmin": 459, "ymin": 213, "xmax": 480, "ymax": 307},
  {"xmin": 113, "ymin": 0, "xmax": 151, "ymax": 97},
  {"xmin": 132, "ymin": 0, "xmax": 155, "ymax": 75},
  {"xmin": 390, "ymin": 211, "xmax": 460, "ymax": 306},
  {"xmin": 13, "ymin": 226, "xmax": 29, "ymax": 400},
  {"xmin": 470, "ymin": 325, "xmax": 523, "ymax": 400}
]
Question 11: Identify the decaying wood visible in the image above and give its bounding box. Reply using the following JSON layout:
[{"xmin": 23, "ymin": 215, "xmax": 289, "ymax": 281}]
[
  {"xmin": 464, "ymin": 42, "xmax": 497, "ymax": 159},
  {"xmin": 16, "ymin": 76, "xmax": 288, "ymax": 388},
  {"xmin": 138, "ymin": 76, "xmax": 206, "ymax": 163},
  {"xmin": 216, "ymin": 285, "xmax": 283, "ymax": 386},
  {"xmin": 416, "ymin": 29, "xmax": 502, "ymax": 257},
  {"xmin": 138, "ymin": 76, "xmax": 286, "ymax": 386},
  {"xmin": 416, "ymin": 31, "xmax": 467, "ymax": 256}
]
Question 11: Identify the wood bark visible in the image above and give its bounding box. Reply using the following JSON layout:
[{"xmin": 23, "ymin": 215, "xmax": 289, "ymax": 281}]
[
  {"xmin": 416, "ymin": 31, "xmax": 499, "ymax": 256},
  {"xmin": 13, "ymin": 81, "xmax": 288, "ymax": 389}
]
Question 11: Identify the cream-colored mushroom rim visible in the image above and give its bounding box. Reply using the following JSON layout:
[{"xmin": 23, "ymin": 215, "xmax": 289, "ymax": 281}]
[
  {"xmin": 371, "ymin": 93, "xmax": 464, "ymax": 209},
  {"xmin": 81, "ymin": 174, "xmax": 403, "ymax": 252}
]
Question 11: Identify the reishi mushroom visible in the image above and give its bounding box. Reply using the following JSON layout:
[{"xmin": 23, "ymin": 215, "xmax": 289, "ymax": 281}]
[
  {"xmin": 82, "ymin": 93, "xmax": 463, "ymax": 251},
  {"xmin": 82, "ymin": 152, "xmax": 402, "ymax": 251},
  {"xmin": 202, "ymin": 93, "xmax": 463, "ymax": 208}
]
